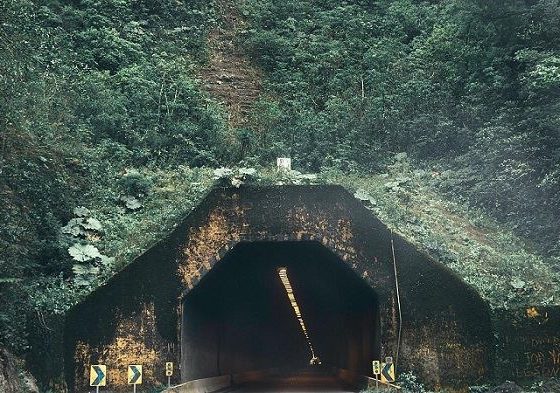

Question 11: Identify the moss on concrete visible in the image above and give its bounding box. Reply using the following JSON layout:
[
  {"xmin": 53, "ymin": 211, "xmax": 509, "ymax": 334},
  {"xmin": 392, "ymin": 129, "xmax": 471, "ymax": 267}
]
[{"xmin": 95, "ymin": 163, "xmax": 558, "ymax": 310}]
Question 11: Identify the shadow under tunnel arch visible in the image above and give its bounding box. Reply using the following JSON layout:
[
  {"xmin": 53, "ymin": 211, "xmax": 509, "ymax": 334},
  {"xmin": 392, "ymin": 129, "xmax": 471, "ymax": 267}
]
[{"xmin": 181, "ymin": 241, "xmax": 380, "ymax": 382}]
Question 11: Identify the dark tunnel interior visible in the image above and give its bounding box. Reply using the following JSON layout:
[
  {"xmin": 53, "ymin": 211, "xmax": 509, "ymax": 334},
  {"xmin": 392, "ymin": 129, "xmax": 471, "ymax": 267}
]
[{"xmin": 181, "ymin": 241, "xmax": 380, "ymax": 382}]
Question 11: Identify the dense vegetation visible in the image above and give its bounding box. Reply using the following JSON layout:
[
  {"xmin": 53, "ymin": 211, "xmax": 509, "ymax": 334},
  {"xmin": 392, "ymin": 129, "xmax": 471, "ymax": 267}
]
[
  {"xmin": 1, "ymin": 0, "xmax": 559, "ymax": 386},
  {"xmin": 1, "ymin": 0, "xmax": 225, "ymax": 354},
  {"xmin": 239, "ymin": 0, "xmax": 560, "ymax": 257}
]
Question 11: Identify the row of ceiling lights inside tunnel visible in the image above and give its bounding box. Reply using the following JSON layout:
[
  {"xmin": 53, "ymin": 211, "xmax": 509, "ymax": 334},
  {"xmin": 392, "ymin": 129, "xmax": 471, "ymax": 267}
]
[{"xmin": 277, "ymin": 267, "xmax": 322, "ymax": 366}]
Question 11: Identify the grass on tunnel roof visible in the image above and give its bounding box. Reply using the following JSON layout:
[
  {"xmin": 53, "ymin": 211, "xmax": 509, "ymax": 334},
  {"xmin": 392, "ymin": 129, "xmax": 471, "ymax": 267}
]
[
  {"xmin": 253, "ymin": 162, "xmax": 560, "ymax": 309},
  {"xmin": 319, "ymin": 171, "xmax": 559, "ymax": 309},
  {"xmin": 73, "ymin": 159, "xmax": 559, "ymax": 310}
]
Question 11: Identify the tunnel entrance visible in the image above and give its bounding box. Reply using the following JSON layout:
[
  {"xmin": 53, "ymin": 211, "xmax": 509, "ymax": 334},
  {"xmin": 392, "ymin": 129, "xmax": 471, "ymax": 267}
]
[
  {"xmin": 180, "ymin": 241, "xmax": 381, "ymax": 382},
  {"xmin": 65, "ymin": 186, "xmax": 497, "ymax": 391}
]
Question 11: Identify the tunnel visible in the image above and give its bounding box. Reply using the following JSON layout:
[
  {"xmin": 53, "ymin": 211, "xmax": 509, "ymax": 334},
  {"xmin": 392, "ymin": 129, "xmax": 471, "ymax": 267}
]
[
  {"xmin": 181, "ymin": 241, "xmax": 381, "ymax": 381},
  {"xmin": 64, "ymin": 186, "xmax": 499, "ymax": 391}
]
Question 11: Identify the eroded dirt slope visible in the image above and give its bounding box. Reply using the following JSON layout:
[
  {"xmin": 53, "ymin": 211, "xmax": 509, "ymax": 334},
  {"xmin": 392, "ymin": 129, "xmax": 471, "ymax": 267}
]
[{"xmin": 200, "ymin": 0, "xmax": 261, "ymax": 127}]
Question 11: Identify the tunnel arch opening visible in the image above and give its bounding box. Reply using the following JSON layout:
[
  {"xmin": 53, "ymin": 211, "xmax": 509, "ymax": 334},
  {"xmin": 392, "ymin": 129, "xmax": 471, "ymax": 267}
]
[{"xmin": 180, "ymin": 241, "xmax": 381, "ymax": 381}]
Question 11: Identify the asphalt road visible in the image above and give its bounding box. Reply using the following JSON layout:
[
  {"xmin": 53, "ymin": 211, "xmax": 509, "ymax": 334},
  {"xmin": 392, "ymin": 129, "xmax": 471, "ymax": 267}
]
[{"xmin": 223, "ymin": 372, "xmax": 358, "ymax": 392}]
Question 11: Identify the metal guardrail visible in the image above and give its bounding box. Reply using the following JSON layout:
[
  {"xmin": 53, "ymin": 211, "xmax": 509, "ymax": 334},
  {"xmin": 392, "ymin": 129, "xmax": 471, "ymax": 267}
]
[
  {"xmin": 164, "ymin": 375, "xmax": 232, "ymax": 393},
  {"xmin": 366, "ymin": 376, "xmax": 402, "ymax": 390},
  {"xmin": 163, "ymin": 367, "xmax": 401, "ymax": 392},
  {"xmin": 163, "ymin": 369, "xmax": 279, "ymax": 393},
  {"xmin": 335, "ymin": 368, "xmax": 401, "ymax": 390}
]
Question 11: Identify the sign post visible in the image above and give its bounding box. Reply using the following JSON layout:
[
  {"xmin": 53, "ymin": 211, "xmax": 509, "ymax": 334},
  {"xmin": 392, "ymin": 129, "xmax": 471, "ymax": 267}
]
[
  {"xmin": 372, "ymin": 360, "xmax": 380, "ymax": 393},
  {"xmin": 165, "ymin": 362, "xmax": 173, "ymax": 387},
  {"xmin": 128, "ymin": 365, "xmax": 142, "ymax": 393},
  {"xmin": 90, "ymin": 365, "xmax": 106, "ymax": 393}
]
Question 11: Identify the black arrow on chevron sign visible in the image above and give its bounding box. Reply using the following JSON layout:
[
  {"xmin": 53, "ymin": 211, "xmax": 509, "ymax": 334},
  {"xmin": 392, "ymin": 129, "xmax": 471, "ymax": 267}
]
[
  {"xmin": 129, "ymin": 365, "xmax": 141, "ymax": 384},
  {"xmin": 92, "ymin": 365, "xmax": 105, "ymax": 386}
]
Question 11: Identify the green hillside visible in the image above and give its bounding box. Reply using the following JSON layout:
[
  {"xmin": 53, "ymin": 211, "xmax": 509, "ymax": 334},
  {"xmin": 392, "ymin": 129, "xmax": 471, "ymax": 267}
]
[{"xmin": 1, "ymin": 0, "xmax": 559, "ymax": 389}]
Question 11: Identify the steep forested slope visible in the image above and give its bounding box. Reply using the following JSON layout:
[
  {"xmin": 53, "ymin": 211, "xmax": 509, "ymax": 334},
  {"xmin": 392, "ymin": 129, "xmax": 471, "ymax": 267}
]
[
  {"xmin": 1, "ymin": 0, "xmax": 228, "ymax": 355},
  {"xmin": 1, "ymin": 0, "xmax": 560, "ymax": 387},
  {"xmin": 240, "ymin": 0, "xmax": 560, "ymax": 257}
]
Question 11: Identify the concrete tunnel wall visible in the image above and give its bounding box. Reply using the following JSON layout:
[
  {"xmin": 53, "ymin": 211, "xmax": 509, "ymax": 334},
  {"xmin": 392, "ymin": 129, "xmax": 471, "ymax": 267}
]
[{"xmin": 64, "ymin": 185, "xmax": 499, "ymax": 391}]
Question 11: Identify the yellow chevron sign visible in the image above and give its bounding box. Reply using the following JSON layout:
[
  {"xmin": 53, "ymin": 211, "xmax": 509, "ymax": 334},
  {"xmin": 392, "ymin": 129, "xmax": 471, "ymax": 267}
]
[
  {"xmin": 89, "ymin": 365, "xmax": 106, "ymax": 387},
  {"xmin": 380, "ymin": 362, "xmax": 395, "ymax": 383},
  {"xmin": 128, "ymin": 365, "xmax": 142, "ymax": 385}
]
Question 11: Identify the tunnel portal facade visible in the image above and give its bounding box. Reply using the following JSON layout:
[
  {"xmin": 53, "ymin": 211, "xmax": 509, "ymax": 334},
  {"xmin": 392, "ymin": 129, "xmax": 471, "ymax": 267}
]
[{"xmin": 64, "ymin": 186, "xmax": 495, "ymax": 391}]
